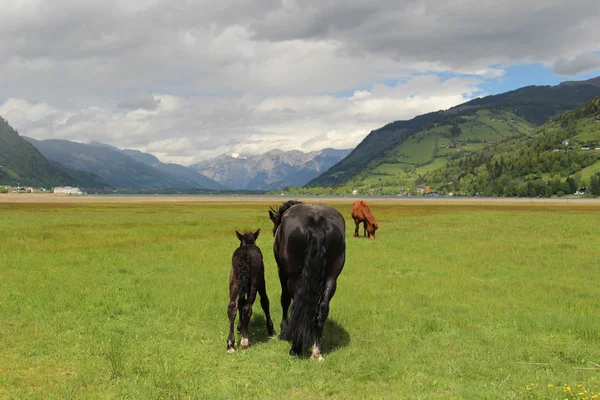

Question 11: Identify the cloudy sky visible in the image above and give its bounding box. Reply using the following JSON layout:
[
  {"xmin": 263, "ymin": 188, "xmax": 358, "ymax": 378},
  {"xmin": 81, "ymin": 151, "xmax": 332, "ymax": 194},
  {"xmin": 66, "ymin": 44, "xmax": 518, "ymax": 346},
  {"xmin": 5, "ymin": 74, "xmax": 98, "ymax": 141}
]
[{"xmin": 1, "ymin": 0, "xmax": 599, "ymax": 165}]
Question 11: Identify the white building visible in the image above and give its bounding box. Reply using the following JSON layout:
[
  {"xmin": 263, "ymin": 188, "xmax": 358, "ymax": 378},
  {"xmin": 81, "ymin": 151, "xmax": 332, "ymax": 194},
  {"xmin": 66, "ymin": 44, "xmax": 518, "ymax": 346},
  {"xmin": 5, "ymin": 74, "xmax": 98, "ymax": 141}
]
[{"xmin": 53, "ymin": 186, "xmax": 82, "ymax": 195}]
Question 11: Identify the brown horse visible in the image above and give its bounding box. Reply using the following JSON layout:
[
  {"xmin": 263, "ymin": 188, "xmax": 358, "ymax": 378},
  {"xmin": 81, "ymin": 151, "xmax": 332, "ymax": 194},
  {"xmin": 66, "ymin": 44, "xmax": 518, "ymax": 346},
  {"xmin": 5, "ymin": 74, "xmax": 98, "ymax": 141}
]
[
  {"xmin": 351, "ymin": 200, "xmax": 378, "ymax": 239},
  {"xmin": 227, "ymin": 229, "xmax": 276, "ymax": 354},
  {"xmin": 269, "ymin": 200, "xmax": 346, "ymax": 361}
]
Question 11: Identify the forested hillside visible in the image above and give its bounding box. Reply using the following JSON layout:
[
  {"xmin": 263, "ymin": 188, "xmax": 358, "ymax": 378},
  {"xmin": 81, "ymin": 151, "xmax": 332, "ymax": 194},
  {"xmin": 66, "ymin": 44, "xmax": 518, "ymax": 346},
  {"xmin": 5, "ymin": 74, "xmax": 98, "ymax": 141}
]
[{"xmin": 425, "ymin": 97, "xmax": 600, "ymax": 196}]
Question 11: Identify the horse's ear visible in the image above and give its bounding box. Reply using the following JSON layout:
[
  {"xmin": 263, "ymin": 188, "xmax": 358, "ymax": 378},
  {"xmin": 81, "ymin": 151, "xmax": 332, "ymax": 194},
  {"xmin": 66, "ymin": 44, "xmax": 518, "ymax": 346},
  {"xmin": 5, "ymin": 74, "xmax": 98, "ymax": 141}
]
[
  {"xmin": 253, "ymin": 229, "xmax": 260, "ymax": 240},
  {"xmin": 236, "ymin": 231, "xmax": 243, "ymax": 241},
  {"xmin": 268, "ymin": 210, "xmax": 275, "ymax": 223}
]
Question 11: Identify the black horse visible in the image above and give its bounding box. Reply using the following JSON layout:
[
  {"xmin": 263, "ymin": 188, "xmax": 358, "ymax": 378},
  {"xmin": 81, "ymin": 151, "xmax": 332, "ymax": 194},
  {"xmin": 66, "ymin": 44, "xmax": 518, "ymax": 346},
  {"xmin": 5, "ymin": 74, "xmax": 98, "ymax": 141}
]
[
  {"xmin": 227, "ymin": 229, "xmax": 276, "ymax": 354},
  {"xmin": 269, "ymin": 200, "xmax": 346, "ymax": 361}
]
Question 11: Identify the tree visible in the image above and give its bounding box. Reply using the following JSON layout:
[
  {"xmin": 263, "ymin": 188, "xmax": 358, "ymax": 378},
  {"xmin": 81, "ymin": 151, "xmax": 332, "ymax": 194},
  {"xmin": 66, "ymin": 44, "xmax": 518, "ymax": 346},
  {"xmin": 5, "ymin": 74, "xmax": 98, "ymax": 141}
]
[
  {"xmin": 566, "ymin": 176, "xmax": 578, "ymax": 194},
  {"xmin": 450, "ymin": 125, "xmax": 462, "ymax": 137},
  {"xmin": 590, "ymin": 173, "xmax": 600, "ymax": 196}
]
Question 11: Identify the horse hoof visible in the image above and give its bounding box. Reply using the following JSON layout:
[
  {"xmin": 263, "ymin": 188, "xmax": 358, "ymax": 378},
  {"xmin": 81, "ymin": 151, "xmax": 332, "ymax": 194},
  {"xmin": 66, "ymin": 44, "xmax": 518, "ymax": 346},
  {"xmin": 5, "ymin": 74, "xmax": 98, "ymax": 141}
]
[
  {"xmin": 311, "ymin": 354, "xmax": 324, "ymax": 362},
  {"xmin": 268, "ymin": 329, "xmax": 277, "ymax": 337},
  {"xmin": 289, "ymin": 348, "xmax": 301, "ymax": 357},
  {"xmin": 227, "ymin": 348, "xmax": 235, "ymax": 354},
  {"xmin": 240, "ymin": 338, "xmax": 249, "ymax": 349}
]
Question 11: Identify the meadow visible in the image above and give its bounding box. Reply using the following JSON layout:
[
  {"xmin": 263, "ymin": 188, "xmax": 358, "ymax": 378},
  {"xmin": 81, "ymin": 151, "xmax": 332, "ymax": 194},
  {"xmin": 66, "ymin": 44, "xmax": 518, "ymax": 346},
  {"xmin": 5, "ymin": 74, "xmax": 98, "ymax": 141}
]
[{"xmin": 1, "ymin": 197, "xmax": 600, "ymax": 399}]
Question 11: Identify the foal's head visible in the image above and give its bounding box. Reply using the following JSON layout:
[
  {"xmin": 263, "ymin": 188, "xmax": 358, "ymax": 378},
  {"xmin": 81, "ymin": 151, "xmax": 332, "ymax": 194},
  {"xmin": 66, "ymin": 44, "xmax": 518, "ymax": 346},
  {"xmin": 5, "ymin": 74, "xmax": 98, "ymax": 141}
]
[{"xmin": 235, "ymin": 229, "xmax": 260, "ymax": 246}]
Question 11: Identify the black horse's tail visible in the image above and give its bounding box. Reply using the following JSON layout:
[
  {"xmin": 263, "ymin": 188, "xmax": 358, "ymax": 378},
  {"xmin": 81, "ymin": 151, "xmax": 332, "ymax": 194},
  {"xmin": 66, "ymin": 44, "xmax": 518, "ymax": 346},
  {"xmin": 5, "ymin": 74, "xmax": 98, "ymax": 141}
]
[{"xmin": 280, "ymin": 217, "xmax": 328, "ymax": 345}]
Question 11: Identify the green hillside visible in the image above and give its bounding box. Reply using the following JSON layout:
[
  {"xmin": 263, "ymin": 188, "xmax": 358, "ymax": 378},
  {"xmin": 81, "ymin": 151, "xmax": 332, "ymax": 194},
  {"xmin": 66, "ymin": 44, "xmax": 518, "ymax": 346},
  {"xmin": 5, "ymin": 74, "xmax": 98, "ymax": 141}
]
[
  {"xmin": 307, "ymin": 80, "xmax": 600, "ymax": 190},
  {"xmin": 0, "ymin": 116, "xmax": 107, "ymax": 189},
  {"xmin": 352, "ymin": 109, "xmax": 534, "ymax": 191},
  {"xmin": 425, "ymin": 97, "xmax": 600, "ymax": 196}
]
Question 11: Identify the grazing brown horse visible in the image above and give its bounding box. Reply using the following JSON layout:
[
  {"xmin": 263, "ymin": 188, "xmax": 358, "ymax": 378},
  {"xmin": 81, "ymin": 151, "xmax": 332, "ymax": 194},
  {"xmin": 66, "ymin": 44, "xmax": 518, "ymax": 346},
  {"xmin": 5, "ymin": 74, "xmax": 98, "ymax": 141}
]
[
  {"xmin": 269, "ymin": 200, "xmax": 346, "ymax": 361},
  {"xmin": 351, "ymin": 200, "xmax": 378, "ymax": 239},
  {"xmin": 227, "ymin": 229, "xmax": 276, "ymax": 354}
]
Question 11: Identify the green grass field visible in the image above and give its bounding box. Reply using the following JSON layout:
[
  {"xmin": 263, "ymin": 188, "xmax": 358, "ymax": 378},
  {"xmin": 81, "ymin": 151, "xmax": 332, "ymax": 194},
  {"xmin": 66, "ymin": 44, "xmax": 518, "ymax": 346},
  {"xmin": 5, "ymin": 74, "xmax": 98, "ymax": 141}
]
[{"xmin": 1, "ymin": 199, "xmax": 600, "ymax": 399}]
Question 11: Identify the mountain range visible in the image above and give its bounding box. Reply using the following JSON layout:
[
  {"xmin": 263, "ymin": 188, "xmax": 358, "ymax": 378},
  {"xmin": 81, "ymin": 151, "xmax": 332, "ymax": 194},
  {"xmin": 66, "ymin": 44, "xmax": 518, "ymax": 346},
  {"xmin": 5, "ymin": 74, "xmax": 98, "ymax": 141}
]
[
  {"xmin": 307, "ymin": 76, "xmax": 600, "ymax": 191},
  {"xmin": 0, "ymin": 117, "xmax": 108, "ymax": 188},
  {"xmin": 3, "ymin": 76, "xmax": 600, "ymax": 194},
  {"xmin": 191, "ymin": 148, "xmax": 352, "ymax": 190},
  {"xmin": 21, "ymin": 138, "xmax": 223, "ymax": 190},
  {"xmin": 1, "ymin": 125, "xmax": 350, "ymax": 190}
]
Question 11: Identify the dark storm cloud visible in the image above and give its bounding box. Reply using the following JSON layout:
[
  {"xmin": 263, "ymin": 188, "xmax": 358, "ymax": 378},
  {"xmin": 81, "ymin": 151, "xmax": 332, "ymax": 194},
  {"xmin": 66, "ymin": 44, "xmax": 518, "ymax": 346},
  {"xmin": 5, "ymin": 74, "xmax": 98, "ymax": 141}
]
[{"xmin": 553, "ymin": 52, "xmax": 600, "ymax": 76}]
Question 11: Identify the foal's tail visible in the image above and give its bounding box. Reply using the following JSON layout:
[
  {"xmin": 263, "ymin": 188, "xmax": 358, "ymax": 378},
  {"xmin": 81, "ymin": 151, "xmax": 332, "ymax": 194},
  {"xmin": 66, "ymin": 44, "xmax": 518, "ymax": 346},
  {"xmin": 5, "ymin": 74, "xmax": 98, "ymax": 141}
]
[
  {"xmin": 280, "ymin": 217, "xmax": 327, "ymax": 345},
  {"xmin": 235, "ymin": 252, "xmax": 251, "ymax": 305}
]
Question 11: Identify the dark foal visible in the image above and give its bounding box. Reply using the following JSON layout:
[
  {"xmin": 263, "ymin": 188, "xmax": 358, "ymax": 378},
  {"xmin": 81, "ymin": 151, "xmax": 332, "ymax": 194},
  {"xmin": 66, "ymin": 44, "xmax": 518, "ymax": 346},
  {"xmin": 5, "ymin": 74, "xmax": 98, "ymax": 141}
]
[{"xmin": 227, "ymin": 229, "xmax": 276, "ymax": 354}]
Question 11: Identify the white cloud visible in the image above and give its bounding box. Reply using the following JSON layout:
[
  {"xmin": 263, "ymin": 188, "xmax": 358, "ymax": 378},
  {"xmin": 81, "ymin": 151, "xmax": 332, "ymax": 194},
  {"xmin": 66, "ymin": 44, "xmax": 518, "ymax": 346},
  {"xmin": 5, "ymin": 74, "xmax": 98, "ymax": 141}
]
[
  {"xmin": 1, "ymin": 75, "xmax": 482, "ymax": 165},
  {"xmin": 117, "ymin": 96, "xmax": 162, "ymax": 111},
  {"xmin": 0, "ymin": 0, "xmax": 599, "ymax": 164}
]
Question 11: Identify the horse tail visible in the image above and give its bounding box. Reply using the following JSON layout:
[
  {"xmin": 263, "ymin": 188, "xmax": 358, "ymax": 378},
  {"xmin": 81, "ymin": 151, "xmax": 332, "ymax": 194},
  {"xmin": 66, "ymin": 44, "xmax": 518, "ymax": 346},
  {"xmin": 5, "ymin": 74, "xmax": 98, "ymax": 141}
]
[
  {"xmin": 234, "ymin": 250, "xmax": 251, "ymax": 305},
  {"xmin": 281, "ymin": 217, "xmax": 328, "ymax": 345}
]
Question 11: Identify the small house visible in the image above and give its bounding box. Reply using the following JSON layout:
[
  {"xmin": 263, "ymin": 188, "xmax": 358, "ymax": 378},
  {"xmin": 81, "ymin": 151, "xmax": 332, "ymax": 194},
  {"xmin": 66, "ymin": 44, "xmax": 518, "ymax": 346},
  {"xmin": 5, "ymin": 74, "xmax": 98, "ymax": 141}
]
[{"xmin": 53, "ymin": 186, "xmax": 83, "ymax": 195}]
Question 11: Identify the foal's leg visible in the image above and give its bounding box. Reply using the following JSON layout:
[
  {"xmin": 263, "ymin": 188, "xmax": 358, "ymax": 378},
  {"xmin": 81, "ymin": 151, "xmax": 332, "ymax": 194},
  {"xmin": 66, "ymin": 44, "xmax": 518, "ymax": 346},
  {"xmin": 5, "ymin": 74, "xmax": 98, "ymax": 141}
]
[
  {"xmin": 240, "ymin": 286, "xmax": 257, "ymax": 349},
  {"xmin": 353, "ymin": 219, "xmax": 360, "ymax": 237},
  {"xmin": 363, "ymin": 220, "xmax": 367, "ymax": 237},
  {"xmin": 258, "ymin": 272, "xmax": 276, "ymax": 337},
  {"xmin": 312, "ymin": 277, "xmax": 337, "ymax": 361},
  {"xmin": 227, "ymin": 273, "xmax": 238, "ymax": 354}
]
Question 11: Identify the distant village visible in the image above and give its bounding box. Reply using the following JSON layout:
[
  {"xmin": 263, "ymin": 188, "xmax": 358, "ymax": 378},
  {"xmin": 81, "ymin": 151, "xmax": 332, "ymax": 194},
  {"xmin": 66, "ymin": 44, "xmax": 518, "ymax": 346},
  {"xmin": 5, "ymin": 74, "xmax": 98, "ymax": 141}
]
[{"xmin": 0, "ymin": 185, "xmax": 83, "ymax": 195}]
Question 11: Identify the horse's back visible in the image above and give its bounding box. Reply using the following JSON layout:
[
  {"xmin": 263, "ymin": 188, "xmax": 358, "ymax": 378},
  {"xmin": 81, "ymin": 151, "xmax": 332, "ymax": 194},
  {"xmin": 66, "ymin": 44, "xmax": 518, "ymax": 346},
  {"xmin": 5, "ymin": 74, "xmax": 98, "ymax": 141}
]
[
  {"xmin": 283, "ymin": 203, "xmax": 345, "ymax": 236},
  {"xmin": 351, "ymin": 200, "xmax": 371, "ymax": 220}
]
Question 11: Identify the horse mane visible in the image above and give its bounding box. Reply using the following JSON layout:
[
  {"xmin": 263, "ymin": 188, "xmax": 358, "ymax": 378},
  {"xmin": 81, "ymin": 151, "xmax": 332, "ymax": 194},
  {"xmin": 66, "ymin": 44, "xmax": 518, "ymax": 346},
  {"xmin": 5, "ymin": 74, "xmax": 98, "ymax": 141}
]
[
  {"xmin": 269, "ymin": 200, "xmax": 303, "ymax": 235},
  {"xmin": 366, "ymin": 213, "xmax": 378, "ymax": 229}
]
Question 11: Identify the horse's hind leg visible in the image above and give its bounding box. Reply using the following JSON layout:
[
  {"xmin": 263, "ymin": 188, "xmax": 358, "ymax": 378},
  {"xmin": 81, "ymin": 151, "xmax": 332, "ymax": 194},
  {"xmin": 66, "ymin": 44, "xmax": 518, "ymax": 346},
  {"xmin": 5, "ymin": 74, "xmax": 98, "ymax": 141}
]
[
  {"xmin": 258, "ymin": 274, "xmax": 276, "ymax": 337},
  {"xmin": 278, "ymin": 272, "xmax": 292, "ymax": 335},
  {"xmin": 240, "ymin": 286, "xmax": 257, "ymax": 349},
  {"xmin": 312, "ymin": 277, "xmax": 339, "ymax": 361}
]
